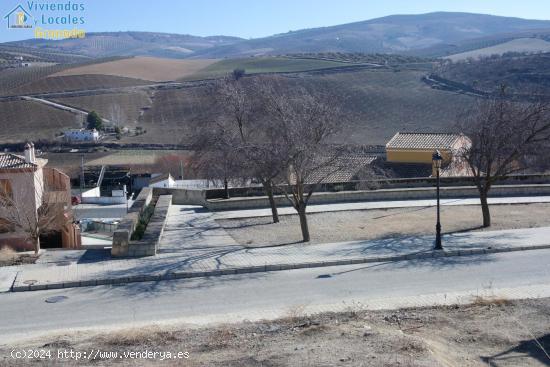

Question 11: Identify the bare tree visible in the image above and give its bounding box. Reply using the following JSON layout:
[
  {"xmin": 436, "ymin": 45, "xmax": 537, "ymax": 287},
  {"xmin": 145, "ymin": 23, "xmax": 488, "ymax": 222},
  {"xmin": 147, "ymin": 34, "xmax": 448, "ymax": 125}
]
[
  {"xmin": 215, "ymin": 76, "xmax": 287, "ymax": 222},
  {"xmin": 109, "ymin": 103, "xmax": 126, "ymax": 127},
  {"xmin": 457, "ymin": 93, "xmax": 550, "ymax": 227},
  {"xmin": 0, "ymin": 172, "xmax": 67, "ymax": 253},
  {"xmin": 261, "ymin": 77, "xmax": 348, "ymax": 242}
]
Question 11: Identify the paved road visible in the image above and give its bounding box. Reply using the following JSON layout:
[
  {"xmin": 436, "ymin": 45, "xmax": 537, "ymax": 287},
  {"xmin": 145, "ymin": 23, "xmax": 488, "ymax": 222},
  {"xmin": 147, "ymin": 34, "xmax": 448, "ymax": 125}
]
[{"xmin": 1, "ymin": 249, "xmax": 549, "ymax": 343}]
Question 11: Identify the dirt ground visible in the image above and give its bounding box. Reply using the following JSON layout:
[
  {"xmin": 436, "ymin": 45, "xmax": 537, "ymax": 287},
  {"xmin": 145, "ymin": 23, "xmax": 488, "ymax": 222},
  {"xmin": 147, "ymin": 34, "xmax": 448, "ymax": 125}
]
[
  {"xmin": 1, "ymin": 297, "xmax": 549, "ymax": 366},
  {"xmin": 217, "ymin": 203, "xmax": 550, "ymax": 247},
  {"xmin": 52, "ymin": 57, "xmax": 217, "ymax": 82},
  {"xmin": 0, "ymin": 247, "xmax": 37, "ymax": 267}
]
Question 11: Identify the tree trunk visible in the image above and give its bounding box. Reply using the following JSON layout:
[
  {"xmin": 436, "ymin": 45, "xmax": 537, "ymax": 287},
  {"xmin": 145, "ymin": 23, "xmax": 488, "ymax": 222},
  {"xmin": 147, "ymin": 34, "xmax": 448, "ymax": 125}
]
[
  {"xmin": 297, "ymin": 202, "xmax": 310, "ymax": 242},
  {"xmin": 33, "ymin": 236, "xmax": 40, "ymax": 255},
  {"xmin": 263, "ymin": 181, "xmax": 279, "ymax": 223},
  {"xmin": 224, "ymin": 178, "xmax": 229, "ymax": 199},
  {"xmin": 480, "ymin": 190, "xmax": 491, "ymax": 227}
]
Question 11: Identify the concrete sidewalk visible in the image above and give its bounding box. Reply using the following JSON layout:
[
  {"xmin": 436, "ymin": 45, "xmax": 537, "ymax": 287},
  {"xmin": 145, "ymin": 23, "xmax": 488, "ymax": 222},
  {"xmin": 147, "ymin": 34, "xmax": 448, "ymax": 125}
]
[{"xmin": 5, "ymin": 202, "xmax": 550, "ymax": 291}]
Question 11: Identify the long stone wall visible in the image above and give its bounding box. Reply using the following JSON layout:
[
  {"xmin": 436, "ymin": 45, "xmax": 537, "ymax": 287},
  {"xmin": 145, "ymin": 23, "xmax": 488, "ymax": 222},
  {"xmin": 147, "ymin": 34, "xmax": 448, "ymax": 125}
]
[
  {"xmin": 153, "ymin": 187, "xmax": 206, "ymax": 206},
  {"xmin": 127, "ymin": 195, "xmax": 172, "ymax": 257},
  {"xmin": 205, "ymin": 184, "xmax": 550, "ymax": 211},
  {"xmin": 111, "ymin": 187, "xmax": 152, "ymax": 257}
]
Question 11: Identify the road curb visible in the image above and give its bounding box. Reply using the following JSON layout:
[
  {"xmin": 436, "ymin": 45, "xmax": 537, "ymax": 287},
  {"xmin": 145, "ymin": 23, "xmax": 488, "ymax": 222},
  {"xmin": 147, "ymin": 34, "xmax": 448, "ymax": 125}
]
[{"xmin": 10, "ymin": 244, "xmax": 550, "ymax": 292}]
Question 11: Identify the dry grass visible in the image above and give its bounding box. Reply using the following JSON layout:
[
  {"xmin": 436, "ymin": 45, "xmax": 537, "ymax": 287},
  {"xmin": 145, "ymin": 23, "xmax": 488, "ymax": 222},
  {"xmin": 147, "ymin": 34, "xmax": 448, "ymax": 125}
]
[
  {"xmin": 470, "ymin": 295, "xmax": 512, "ymax": 307},
  {"xmin": 52, "ymin": 57, "xmax": 218, "ymax": 82},
  {"xmin": 4, "ymin": 298, "xmax": 549, "ymax": 366},
  {"xmin": 0, "ymin": 246, "xmax": 17, "ymax": 262},
  {"xmin": 98, "ymin": 326, "xmax": 178, "ymax": 347}
]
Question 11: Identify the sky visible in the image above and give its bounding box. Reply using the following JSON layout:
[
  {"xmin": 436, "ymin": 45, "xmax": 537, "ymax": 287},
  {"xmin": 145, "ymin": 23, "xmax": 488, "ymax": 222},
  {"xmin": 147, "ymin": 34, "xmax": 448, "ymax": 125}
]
[{"xmin": 1, "ymin": 0, "xmax": 550, "ymax": 42}]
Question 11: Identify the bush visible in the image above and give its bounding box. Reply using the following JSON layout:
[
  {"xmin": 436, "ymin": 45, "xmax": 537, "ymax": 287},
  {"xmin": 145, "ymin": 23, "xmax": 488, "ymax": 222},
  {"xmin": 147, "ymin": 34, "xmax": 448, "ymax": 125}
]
[
  {"xmin": 130, "ymin": 204, "xmax": 155, "ymax": 240},
  {"xmin": 87, "ymin": 111, "xmax": 103, "ymax": 131}
]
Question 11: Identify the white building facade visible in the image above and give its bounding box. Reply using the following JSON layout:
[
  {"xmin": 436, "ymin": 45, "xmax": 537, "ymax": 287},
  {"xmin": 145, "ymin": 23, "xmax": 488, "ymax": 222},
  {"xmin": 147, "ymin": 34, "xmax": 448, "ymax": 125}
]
[{"xmin": 64, "ymin": 129, "xmax": 100, "ymax": 142}]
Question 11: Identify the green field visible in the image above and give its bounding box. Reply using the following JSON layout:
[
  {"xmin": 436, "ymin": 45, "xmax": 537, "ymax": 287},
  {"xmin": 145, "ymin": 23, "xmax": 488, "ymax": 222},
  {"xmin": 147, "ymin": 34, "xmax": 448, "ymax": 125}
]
[{"xmin": 180, "ymin": 57, "xmax": 353, "ymax": 80}]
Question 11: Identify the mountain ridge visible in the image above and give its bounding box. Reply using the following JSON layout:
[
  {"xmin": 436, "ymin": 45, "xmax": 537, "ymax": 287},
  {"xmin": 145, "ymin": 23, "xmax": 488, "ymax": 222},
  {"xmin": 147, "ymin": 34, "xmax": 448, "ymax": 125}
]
[{"xmin": 3, "ymin": 12, "xmax": 550, "ymax": 59}]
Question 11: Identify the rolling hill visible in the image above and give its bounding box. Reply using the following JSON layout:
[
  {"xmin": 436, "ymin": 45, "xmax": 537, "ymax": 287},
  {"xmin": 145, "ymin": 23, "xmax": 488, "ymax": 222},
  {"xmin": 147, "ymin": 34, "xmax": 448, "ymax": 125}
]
[
  {"xmin": 445, "ymin": 38, "xmax": 550, "ymax": 61},
  {"xmin": 5, "ymin": 32, "xmax": 243, "ymax": 59},
  {"xmin": 189, "ymin": 12, "xmax": 550, "ymax": 58},
  {"xmin": 435, "ymin": 52, "xmax": 550, "ymax": 96},
  {"xmin": 4, "ymin": 13, "xmax": 550, "ymax": 59}
]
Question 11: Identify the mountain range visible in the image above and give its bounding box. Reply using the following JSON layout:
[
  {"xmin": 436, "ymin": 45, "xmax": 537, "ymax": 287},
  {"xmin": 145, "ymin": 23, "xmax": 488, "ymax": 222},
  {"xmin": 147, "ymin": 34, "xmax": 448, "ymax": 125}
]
[{"xmin": 4, "ymin": 12, "xmax": 550, "ymax": 59}]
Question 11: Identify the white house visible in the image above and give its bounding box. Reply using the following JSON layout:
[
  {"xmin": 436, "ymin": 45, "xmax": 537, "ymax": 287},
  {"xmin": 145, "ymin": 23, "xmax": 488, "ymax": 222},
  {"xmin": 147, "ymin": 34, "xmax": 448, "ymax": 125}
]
[{"xmin": 64, "ymin": 129, "xmax": 100, "ymax": 142}]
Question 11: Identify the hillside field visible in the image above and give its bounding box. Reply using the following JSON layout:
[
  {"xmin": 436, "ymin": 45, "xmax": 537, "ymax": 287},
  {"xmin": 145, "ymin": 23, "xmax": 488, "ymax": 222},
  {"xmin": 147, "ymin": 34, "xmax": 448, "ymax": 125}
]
[
  {"xmin": 446, "ymin": 38, "xmax": 550, "ymax": 61},
  {"xmin": 180, "ymin": 57, "xmax": 354, "ymax": 80},
  {"xmin": 52, "ymin": 56, "xmax": 218, "ymax": 82},
  {"xmin": 8, "ymin": 74, "xmax": 152, "ymax": 96},
  {"xmin": 53, "ymin": 92, "xmax": 152, "ymax": 126},
  {"xmin": 0, "ymin": 100, "xmax": 77, "ymax": 142},
  {"xmin": 129, "ymin": 68, "xmax": 475, "ymax": 146}
]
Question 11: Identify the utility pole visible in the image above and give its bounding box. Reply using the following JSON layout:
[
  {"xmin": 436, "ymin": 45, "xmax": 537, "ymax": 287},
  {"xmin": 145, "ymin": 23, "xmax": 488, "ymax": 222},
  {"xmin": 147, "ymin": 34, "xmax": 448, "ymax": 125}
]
[{"xmin": 80, "ymin": 154, "xmax": 85, "ymax": 196}]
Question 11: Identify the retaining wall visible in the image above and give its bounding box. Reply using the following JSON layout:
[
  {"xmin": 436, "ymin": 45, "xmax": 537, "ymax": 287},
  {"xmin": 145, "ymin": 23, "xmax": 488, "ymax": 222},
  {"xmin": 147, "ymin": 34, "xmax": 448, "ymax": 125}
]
[
  {"xmin": 205, "ymin": 184, "xmax": 550, "ymax": 211},
  {"xmin": 153, "ymin": 187, "xmax": 206, "ymax": 206},
  {"xmin": 127, "ymin": 195, "xmax": 172, "ymax": 257},
  {"xmin": 111, "ymin": 187, "xmax": 153, "ymax": 257}
]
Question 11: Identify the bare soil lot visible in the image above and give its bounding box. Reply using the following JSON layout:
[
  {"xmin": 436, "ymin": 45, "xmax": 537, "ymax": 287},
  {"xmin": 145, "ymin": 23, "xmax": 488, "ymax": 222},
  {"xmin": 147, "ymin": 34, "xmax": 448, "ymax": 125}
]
[
  {"xmin": 218, "ymin": 203, "xmax": 550, "ymax": 247},
  {"xmin": 2, "ymin": 297, "xmax": 549, "ymax": 366},
  {"xmin": 0, "ymin": 247, "xmax": 37, "ymax": 267},
  {"xmin": 52, "ymin": 57, "xmax": 217, "ymax": 82}
]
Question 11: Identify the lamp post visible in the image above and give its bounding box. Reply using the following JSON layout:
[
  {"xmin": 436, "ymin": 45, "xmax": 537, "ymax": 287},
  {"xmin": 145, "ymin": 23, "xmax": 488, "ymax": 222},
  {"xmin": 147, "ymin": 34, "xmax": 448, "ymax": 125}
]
[{"xmin": 432, "ymin": 150, "xmax": 443, "ymax": 250}]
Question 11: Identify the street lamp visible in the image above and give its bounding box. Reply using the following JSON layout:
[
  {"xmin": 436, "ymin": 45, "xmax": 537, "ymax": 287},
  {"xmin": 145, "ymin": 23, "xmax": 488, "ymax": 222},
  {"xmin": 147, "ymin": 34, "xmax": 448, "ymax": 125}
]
[{"xmin": 432, "ymin": 150, "xmax": 443, "ymax": 250}]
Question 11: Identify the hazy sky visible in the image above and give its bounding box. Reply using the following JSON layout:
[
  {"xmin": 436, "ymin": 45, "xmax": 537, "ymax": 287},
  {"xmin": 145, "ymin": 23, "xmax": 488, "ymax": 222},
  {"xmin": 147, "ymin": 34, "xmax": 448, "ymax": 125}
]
[{"xmin": 1, "ymin": 0, "xmax": 550, "ymax": 42}]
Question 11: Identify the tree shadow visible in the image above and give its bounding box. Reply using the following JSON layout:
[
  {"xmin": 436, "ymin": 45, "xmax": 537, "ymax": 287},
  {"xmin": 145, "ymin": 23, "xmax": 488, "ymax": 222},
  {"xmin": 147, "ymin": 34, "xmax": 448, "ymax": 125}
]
[{"xmin": 480, "ymin": 333, "xmax": 550, "ymax": 367}]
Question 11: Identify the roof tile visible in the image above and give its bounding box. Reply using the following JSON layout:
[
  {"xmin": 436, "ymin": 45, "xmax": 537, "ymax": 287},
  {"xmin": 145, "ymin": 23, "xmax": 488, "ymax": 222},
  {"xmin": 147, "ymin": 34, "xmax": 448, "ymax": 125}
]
[
  {"xmin": 386, "ymin": 132, "xmax": 462, "ymax": 150},
  {"xmin": 0, "ymin": 153, "xmax": 35, "ymax": 169}
]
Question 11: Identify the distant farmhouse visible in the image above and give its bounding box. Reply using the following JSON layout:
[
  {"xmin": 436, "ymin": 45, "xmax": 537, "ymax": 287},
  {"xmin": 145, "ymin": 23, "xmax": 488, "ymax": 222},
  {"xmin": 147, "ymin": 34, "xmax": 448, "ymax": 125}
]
[{"xmin": 64, "ymin": 128, "xmax": 100, "ymax": 143}]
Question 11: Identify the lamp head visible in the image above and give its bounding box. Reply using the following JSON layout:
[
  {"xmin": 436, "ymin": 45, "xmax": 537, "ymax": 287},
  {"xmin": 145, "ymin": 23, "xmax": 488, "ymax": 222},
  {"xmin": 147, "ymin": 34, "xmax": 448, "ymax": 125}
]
[{"xmin": 432, "ymin": 150, "xmax": 442, "ymax": 169}]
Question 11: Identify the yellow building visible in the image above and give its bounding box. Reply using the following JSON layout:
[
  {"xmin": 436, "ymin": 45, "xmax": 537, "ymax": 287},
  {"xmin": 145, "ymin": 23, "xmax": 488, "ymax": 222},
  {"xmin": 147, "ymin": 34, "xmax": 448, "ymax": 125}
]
[{"xmin": 385, "ymin": 132, "xmax": 472, "ymax": 177}]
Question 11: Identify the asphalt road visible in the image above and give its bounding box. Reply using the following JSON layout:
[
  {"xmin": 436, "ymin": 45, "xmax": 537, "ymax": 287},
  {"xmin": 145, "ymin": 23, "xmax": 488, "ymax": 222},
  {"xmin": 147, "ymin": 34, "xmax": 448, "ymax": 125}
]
[{"xmin": 1, "ymin": 249, "xmax": 549, "ymax": 343}]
